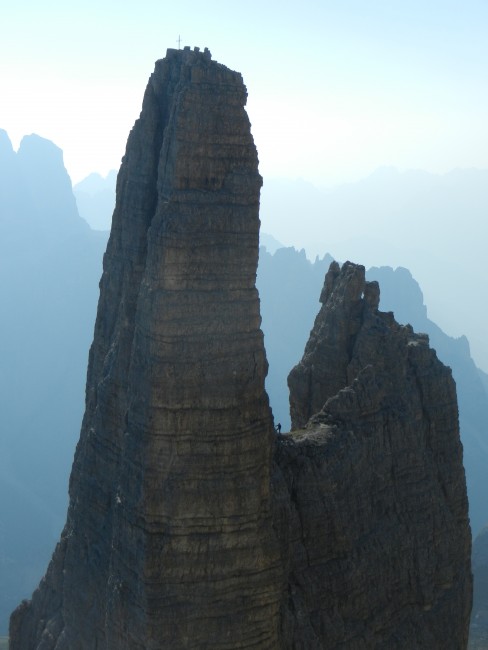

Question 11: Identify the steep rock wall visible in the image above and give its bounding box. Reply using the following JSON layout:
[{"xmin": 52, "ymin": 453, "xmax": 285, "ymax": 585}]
[
  {"xmin": 10, "ymin": 47, "xmax": 282, "ymax": 649},
  {"xmin": 278, "ymin": 261, "xmax": 472, "ymax": 648},
  {"xmin": 470, "ymin": 525, "xmax": 488, "ymax": 644},
  {"xmin": 10, "ymin": 51, "xmax": 472, "ymax": 650}
]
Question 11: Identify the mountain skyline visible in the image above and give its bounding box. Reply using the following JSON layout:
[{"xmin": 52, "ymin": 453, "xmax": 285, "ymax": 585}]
[
  {"xmin": 259, "ymin": 167, "xmax": 488, "ymax": 373},
  {"xmin": 3, "ymin": 4, "xmax": 485, "ymax": 374},
  {"xmin": 0, "ymin": 130, "xmax": 108, "ymax": 634},
  {"xmin": 1, "ymin": 126, "xmax": 486, "ymax": 644},
  {"xmin": 69, "ymin": 156, "xmax": 488, "ymax": 375},
  {"xmin": 4, "ymin": 49, "xmax": 474, "ymax": 643},
  {"xmin": 1, "ymin": 2, "xmax": 488, "ymax": 188}
]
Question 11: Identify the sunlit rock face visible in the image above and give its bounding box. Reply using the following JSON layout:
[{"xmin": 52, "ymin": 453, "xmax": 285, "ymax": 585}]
[
  {"xmin": 10, "ymin": 50, "xmax": 472, "ymax": 650},
  {"xmin": 278, "ymin": 261, "xmax": 472, "ymax": 648},
  {"xmin": 10, "ymin": 47, "xmax": 282, "ymax": 649}
]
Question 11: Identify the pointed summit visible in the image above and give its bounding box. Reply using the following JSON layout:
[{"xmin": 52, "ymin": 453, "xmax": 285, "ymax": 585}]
[
  {"xmin": 10, "ymin": 53, "xmax": 472, "ymax": 650},
  {"xmin": 10, "ymin": 48, "xmax": 281, "ymax": 649}
]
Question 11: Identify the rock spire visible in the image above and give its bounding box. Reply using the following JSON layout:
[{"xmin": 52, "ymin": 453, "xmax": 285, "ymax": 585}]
[
  {"xmin": 279, "ymin": 261, "xmax": 472, "ymax": 647},
  {"xmin": 10, "ymin": 50, "xmax": 472, "ymax": 649},
  {"xmin": 10, "ymin": 47, "xmax": 282, "ymax": 649}
]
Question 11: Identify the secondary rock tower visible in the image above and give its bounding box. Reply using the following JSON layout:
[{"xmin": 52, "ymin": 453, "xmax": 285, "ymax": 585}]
[
  {"xmin": 10, "ymin": 50, "xmax": 472, "ymax": 649},
  {"xmin": 278, "ymin": 261, "xmax": 472, "ymax": 647}
]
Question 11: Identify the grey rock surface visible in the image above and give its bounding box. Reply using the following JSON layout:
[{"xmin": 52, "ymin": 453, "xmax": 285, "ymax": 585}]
[
  {"xmin": 281, "ymin": 261, "xmax": 472, "ymax": 648},
  {"xmin": 10, "ymin": 52, "xmax": 472, "ymax": 649},
  {"xmin": 0, "ymin": 129, "xmax": 107, "ymax": 636}
]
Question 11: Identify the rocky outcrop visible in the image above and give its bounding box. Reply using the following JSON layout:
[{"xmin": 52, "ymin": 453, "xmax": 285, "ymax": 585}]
[
  {"xmin": 10, "ymin": 47, "xmax": 282, "ymax": 649},
  {"xmin": 367, "ymin": 265, "xmax": 488, "ymax": 537},
  {"xmin": 0, "ymin": 130, "xmax": 107, "ymax": 636},
  {"xmin": 281, "ymin": 261, "xmax": 472, "ymax": 647},
  {"xmin": 10, "ymin": 50, "xmax": 472, "ymax": 649},
  {"xmin": 0, "ymin": 132, "xmax": 86, "ymax": 255}
]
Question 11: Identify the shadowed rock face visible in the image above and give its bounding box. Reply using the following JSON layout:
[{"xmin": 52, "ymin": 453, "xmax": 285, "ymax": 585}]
[
  {"xmin": 10, "ymin": 51, "xmax": 471, "ymax": 649},
  {"xmin": 280, "ymin": 261, "xmax": 472, "ymax": 648},
  {"xmin": 10, "ymin": 47, "xmax": 282, "ymax": 649},
  {"xmin": 470, "ymin": 525, "xmax": 488, "ymax": 643}
]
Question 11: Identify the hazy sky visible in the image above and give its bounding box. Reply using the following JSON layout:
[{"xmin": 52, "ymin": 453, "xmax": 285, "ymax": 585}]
[{"xmin": 2, "ymin": 0, "xmax": 488, "ymax": 186}]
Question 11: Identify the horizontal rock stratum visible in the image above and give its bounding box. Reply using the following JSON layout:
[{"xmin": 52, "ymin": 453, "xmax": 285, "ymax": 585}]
[
  {"xmin": 10, "ymin": 48, "xmax": 472, "ymax": 649},
  {"xmin": 282, "ymin": 261, "xmax": 472, "ymax": 647}
]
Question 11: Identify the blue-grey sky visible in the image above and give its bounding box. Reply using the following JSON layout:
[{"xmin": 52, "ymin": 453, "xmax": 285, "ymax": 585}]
[{"xmin": 2, "ymin": 0, "xmax": 488, "ymax": 186}]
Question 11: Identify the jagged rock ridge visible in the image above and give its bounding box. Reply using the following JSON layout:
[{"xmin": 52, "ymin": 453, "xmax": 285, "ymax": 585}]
[
  {"xmin": 10, "ymin": 50, "xmax": 472, "ymax": 649},
  {"xmin": 279, "ymin": 261, "xmax": 472, "ymax": 647},
  {"xmin": 0, "ymin": 130, "xmax": 107, "ymax": 635}
]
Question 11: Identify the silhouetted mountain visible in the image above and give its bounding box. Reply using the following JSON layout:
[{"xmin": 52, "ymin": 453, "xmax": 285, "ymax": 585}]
[
  {"xmin": 0, "ymin": 131, "xmax": 108, "ymax": 634},
  {"xmin": 367, "ymin": 265, "xmax": 488, "ymax": 537},
  {"xmin": 259, "ymin": 232, "xmax": 284, "ymax": 254},
  {"xmin": 259, "ymin": 168, "xmax": 488, "ymax": 374},
  {"xmin": 73, "ymin": 170, "xmax": 117, "ymax": 231},
  {"xmin": 0, "ymin": 132, "xmax": 87, "ymax": 246},
  {"xmin": 257, "ymin": 250, "xmax": 488, "ymax": 536},
  {"xmin": 71, "ymin": 165, "xmax": 488, "ymax": 373},
  {"xmin": 479, "ymin": 369, "xmax": 488, "ymax": 395}
]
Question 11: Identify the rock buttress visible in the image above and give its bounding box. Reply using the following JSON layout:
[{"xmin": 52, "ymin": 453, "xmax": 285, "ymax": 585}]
[
  {"xmin": 274, "ymin": 261, "xmax": 472, "ymax": 648},
  {"xmin": 10, "ymin": 48, "xmax": 282, "ymax": 649}
]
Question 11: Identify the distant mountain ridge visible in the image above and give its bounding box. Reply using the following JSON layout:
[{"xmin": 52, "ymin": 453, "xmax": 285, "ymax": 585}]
[
  {"xmin": 0, "ymin": 130, "xmax": 108, "ymax": 635},
  {"xmin": 257, "ymin": 250, "xmax": 488, "ymax": 536},
  {"xmin": 73, "ymin": 170, "xmax": 117, "ymax": 231},
  {"xmin": 259, "ymin": 168, "xmax": 488, "ymax": 374},
  {"xmin": 71, "ymin": 165, "xmax": 488, "ymax": 372},
  {"xmin": 0, "ymin": 130, "xmax": 86, "ymax": 243}
]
